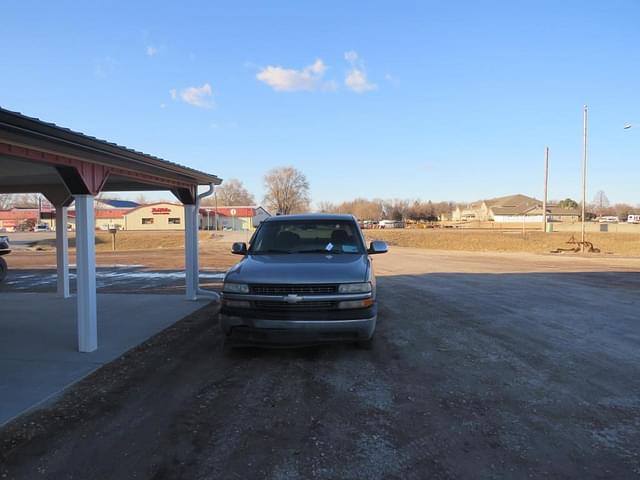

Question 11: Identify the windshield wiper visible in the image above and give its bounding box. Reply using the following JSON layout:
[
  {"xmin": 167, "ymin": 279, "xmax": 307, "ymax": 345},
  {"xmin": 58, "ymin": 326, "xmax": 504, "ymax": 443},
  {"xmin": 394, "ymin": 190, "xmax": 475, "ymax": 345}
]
[
  {"xmin": 253, "ymin": 249, "xmax": 293, "ymax": 254},
  {"xmin": 295, "ymin": 248, "xmax": 345, "ymax": 254}
]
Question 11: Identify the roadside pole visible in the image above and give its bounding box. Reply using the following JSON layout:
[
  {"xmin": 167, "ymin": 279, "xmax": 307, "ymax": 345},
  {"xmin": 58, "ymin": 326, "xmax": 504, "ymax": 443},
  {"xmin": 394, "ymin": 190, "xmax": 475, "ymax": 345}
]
[
  {"xmin": 581, "ymin": 105, "xmax": 588, "ymax": 252},
  {"xmin": 543, "ymin": 146, "xmax": 549, "ymax": 232},
  {"xmin": 214, "ymin": 190, "xmax": 219, "ymax": 231}
]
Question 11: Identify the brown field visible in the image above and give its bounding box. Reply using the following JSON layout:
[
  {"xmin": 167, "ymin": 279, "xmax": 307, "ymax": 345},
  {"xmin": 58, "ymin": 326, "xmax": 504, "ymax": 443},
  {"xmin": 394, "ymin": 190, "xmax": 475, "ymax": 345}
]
[
  {"xmin": 26, "ymin": 228, "xmax": 640, "ymax": 257},
  {"xmin": 365, "ymin": 229, "xmax": 640, "ymax": 256},
  {"xmin": 33, "ymin": 231, "xmax": 216, "ymax": 252},
  {"xmin": 11, "ymin": 232, "xmax": 238, "ymax": 272}
]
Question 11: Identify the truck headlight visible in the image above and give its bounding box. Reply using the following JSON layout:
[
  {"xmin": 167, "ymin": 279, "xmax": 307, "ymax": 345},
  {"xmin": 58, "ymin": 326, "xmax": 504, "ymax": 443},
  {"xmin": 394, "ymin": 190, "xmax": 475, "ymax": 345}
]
[
  {"xmin": 338, "ymin": 282, "xmax": 372, "ymax": 294},
  {"xmin": 223, "ymin": 282, "xmax": 249, "ymax": 294}
]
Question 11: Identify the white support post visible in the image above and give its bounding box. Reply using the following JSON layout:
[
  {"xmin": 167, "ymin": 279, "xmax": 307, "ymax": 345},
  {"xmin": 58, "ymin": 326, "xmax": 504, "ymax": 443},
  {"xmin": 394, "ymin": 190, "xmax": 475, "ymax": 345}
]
[
  {"xmin": 75, "ymin": 195, "xmax": 97, "ymax": 352},
  {"xmin": 55, "ymin": 205, "xmax": 70, "ymax": 298},
  {"xmin": 185, "ymin": 204, "xmax": 198, "ymax": 300}
]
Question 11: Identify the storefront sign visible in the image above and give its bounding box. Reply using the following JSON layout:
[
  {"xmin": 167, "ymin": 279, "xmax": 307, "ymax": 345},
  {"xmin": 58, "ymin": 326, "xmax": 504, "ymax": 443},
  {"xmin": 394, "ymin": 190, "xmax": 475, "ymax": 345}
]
[{"xmin": 151, "ymin": 207, "xmax": 171, "ymax": 215}]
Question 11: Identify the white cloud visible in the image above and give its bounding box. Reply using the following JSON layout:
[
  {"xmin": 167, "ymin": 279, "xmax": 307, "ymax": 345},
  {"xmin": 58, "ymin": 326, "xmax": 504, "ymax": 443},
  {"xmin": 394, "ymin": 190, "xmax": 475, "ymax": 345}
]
[
  {"xmin": 343, "ymin": 50, "xmax": 377, "ymax": 93},
  {"xmin": 344, "ymin": 50, "xmax": 359, "ymax": 63},
  {"xmin": 146, "ymin": 45, "xmax": 159, "ymax": 57},
  {"xmin": 345, "ymin": 69, "xmax": 377, "ymax": 93},
  {"xmin": 169, "ymin": 83, "xmax": 214, "ymax": 108},
  {"xmin": 160, "ymin": 103, "xmax": 167, "ymax": 109},
  {"xmin": 256, "ymin": 59, "xmax": 329, "ymax": 91}
]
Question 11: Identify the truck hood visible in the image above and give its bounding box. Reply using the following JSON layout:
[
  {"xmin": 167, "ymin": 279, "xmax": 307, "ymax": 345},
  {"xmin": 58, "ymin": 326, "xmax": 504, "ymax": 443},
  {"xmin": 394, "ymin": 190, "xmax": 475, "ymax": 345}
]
[{"xmin": 224, "ymin": 254, "xmax": 370, "ymax": 285}]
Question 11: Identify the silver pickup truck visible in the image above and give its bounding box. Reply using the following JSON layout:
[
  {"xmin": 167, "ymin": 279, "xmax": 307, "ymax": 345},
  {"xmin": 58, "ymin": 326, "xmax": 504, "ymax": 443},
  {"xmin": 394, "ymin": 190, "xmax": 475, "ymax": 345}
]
[{"xmin": 219, "ymin": 214, "xmax": 388, "ymax": 348}]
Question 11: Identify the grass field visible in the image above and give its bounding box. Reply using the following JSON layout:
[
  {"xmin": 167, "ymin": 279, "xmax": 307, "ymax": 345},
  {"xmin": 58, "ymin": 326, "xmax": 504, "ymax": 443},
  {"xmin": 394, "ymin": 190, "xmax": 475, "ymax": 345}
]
[
  {"xmin": 26, "ymin": 228, "xmax": 640, "ymax": 257},
  {"xmin": 365, "ymin": 229, "xmax": 640, "ymax": 256},
  {"xmin": 34, "ymin": 231, "xmax": 217, "ymax": 252}
]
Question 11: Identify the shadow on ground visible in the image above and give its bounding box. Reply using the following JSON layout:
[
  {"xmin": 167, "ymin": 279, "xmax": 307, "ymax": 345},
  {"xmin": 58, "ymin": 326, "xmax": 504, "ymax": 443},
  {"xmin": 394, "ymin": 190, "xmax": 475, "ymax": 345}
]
[
  {"xmin": 1, "ymin": 271, "xmax": 639, "ymax": 479},
  {"xmin": 0, "ymin": 266, "xmax": 225, "ymax": 294}
]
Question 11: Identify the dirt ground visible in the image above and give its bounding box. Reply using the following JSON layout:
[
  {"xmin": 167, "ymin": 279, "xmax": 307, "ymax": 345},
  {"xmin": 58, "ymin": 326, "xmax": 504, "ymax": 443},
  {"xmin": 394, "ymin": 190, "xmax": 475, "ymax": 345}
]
[
  {"xmin": 366, "ymin": 228, "xmax": 640, "ymax": 256},
  {"xmin": 1, "ymin": 247, "xmax": 640, "ymax": 478},
  {"xmin": 3, "ymin": 241, "xmax": 238, "ymax": 271},
  {"xmin": 25, "ymin": 230, "xmax": 232, "ymax": 253},
  {"xmin": 15, "ymin": 227, "xmax": 640, "ymax": 257}
]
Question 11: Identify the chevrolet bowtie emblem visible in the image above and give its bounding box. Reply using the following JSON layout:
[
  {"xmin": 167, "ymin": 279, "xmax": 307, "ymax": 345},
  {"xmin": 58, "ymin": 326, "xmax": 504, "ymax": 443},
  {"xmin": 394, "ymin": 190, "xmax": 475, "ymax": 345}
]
[{"xmin": 284, "ymin": 294, "xmax": 303, "ymax": 304}]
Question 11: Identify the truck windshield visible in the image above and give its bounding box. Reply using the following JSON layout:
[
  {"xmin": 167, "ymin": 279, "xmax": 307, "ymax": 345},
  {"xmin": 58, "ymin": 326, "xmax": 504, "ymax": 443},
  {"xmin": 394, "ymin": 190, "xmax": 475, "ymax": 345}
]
[{"xmin": 250, "ymin": 220, "xmax": 365, "ymax": 254}]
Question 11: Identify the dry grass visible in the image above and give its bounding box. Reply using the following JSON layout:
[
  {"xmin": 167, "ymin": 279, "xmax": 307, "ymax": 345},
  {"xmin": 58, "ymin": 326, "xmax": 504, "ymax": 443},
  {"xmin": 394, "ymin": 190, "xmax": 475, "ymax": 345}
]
[
  {"xmin": 365, "ymin": 229, "xmax": 640, "ymax": 256},
  {"xmin": 30, "ymin": 228, "xmax": 640, "ymax": 257},
  {"xmin": 33, "ymin": 231, "xmax": 217, "ymax": 252}
]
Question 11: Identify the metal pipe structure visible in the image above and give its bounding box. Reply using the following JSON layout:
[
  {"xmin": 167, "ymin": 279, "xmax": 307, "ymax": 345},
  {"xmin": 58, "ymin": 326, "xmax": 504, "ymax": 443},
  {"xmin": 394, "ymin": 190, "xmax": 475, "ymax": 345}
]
[
  {"xmin": 542, "ymin": 146, "xmax": 549, "ymax": 233},
  {"xmin": 55, "ymin": 205, "xmax": 70, "ymax": 298},
  {"xmin": 581, "ymin": 105, "xmax": 588, "ymax": 252},
  {"xmin": 75, "ymin": 195, "xmax": 97, "ymax": 352},
  {"xmin": 186, "ymin": 183, "xmax": 220, "ymax": 301},
  {"xmin": 185, "ymin": 183, "xmax": 214, "ymax": 300}
]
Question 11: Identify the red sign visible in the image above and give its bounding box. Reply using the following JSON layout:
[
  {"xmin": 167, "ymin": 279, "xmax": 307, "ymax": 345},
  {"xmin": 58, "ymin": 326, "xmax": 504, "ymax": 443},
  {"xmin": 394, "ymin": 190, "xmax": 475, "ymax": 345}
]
[{"xmin": 151, "ymin": 207, "xmax": 171, "ymax": 215}]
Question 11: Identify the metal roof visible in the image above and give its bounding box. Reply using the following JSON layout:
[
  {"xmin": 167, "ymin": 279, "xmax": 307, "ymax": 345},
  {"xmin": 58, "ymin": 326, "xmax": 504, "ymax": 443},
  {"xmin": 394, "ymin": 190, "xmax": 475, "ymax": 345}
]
[
  {"xmin": 97, "ymin": 199, "xmax": 140, "ymax": 208},
  {"xmin": 0, "ymin": 107, "xmax": 221, "ymax": 186}
]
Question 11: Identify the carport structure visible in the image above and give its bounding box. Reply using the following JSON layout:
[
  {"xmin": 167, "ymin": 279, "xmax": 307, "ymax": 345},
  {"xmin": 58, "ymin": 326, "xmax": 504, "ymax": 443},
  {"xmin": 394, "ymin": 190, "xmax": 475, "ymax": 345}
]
[{"xmin": 0, "ymin": 107, "xmax": 221, "ymax": 352}]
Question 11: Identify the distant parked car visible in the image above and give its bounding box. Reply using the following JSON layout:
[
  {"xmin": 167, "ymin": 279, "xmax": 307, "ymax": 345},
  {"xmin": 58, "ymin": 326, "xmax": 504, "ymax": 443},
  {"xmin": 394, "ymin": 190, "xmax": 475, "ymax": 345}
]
[
  {"xmin": 33, "ymin": 223, "xmax": 51, "ymax": 232},
  {"xmin": 99, "ymin": 223, "xmax": 122, "ymax": 231},
  {"xmin": 598, "ymin": 216, "xmax": 619, "ymax": 224},
  {"xmin": 627, "ymin": 214, "xmax": 640, "ymax": 224},
  {"xmin": 0, "ymin": 235, "xmax": 10, "ymax": 283},
  {"xmin": 378, "ymin": 219, "xmax": 405, "ymax": 229}
]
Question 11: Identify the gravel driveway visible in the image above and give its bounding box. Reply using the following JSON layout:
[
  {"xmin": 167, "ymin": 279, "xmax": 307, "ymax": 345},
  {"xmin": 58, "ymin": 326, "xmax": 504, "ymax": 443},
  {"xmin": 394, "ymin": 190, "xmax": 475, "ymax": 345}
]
[{"xmin": 1, "ymin": 248, "xmax": 639, "ymax": 479}]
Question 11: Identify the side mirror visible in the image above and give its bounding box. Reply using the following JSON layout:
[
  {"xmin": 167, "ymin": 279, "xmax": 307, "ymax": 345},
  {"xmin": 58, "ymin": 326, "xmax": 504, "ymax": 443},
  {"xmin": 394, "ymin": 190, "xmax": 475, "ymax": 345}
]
[
  {"xmin": 231, "ymin": 242, "xmax": 248, "ymax": 255},
  {"xmin": 368, "ymin": 240, "xmax": 388, "ymax": 254}
]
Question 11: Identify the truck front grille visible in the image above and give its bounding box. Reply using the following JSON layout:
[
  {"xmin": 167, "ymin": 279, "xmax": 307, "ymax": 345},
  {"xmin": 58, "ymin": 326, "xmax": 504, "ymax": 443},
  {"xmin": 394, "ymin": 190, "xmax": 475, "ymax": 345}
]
[
  {"xmin": 250, "ymin": 284, "xmax": 338, "ymax": 295},
  {"xmin": 254, "ymin": 300, "xmax": 338, "ymax": 311}
]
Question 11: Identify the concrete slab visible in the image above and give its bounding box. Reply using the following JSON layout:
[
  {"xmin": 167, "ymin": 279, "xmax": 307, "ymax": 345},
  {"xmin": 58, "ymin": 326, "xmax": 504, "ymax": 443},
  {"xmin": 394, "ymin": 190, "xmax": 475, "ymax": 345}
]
[{"xmin": 0, "ymin": 292, "xmax": 209, "ymax": 426}]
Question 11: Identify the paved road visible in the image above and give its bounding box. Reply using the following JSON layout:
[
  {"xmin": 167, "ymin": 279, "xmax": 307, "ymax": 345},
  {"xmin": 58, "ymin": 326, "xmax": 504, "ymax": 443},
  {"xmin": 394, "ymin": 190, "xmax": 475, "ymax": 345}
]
[
  {"xmin": 0, "ymin": 266, "xmax": 225, "ymax": 293},
  {"xmin": 3, "ymin": 232, "xmax": 56, "ymax": 250},
  {"xmin": 1, "ymin": 248, "xmax": 640, "ymax": 478}
]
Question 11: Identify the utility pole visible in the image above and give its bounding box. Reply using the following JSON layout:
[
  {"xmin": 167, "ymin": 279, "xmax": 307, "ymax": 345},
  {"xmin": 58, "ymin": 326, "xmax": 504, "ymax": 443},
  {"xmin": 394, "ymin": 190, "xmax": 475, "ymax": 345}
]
[
  {"xmin": 581, "ymin": 105, "xmax": 588, "ymax": 251},
  {"xmin": 214, "ymin": 188, "xmax": 219, "ymax": 231},
  {"xmin": 543, "ymin": 146, "xmax": 549, "ymax": 233}
]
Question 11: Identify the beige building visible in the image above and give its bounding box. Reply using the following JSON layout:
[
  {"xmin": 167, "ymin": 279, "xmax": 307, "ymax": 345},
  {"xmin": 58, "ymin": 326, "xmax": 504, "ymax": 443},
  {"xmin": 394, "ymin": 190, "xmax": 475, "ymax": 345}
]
[
  {"xmin": 200, "ymin": 206, "xmax": 271, "ymax": 231},
  {"xmin": 123, "ymin": 202, "xmax": 185, "ymax": 230},
  {"xmin": 452, "ymin": 194, "xmax": 580, "ymax": 223}
]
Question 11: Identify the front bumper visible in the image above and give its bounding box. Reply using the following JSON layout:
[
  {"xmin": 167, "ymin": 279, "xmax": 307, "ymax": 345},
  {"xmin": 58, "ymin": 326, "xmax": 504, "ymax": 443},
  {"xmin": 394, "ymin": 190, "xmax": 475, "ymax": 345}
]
[{"xmin": 220, "ymin": 311, "xmax": 376, "ymax": 345}]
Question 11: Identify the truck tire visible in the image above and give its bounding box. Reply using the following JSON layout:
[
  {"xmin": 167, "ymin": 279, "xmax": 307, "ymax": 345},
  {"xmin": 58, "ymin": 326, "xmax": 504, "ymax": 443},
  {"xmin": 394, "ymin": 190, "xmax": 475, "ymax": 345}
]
[{"xmin": 0, "ymin": 257, "xmax": 7, "ymax": 283}]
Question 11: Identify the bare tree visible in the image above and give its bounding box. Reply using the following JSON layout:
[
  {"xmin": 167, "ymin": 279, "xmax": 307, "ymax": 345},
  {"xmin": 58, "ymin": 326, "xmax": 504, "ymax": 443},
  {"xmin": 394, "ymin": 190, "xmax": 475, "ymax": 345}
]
[
  {"xmin": 209, "ymin": 178, "xmax": 255, "ymax": 206},
  {"xmin": 135, "ymin": 193, "xmax": 150, "ymax": 205},
  {"xmin": 0, "ymin": 194, "xmax": 14, "ymax": 210},
  {"xmin": 11, "ymin": 193, "xmax": 40, "ymax": 208},
  {"xmin": 592, "ymin": 190, "xmax": 610, "ymax": 216},
  {"xmin": 263, "ymin": 166, "xmax": 310, "ymax": 214},
  {"xmin": 317, "ymin": 201, "xmax": 336, "ymax": 213}
]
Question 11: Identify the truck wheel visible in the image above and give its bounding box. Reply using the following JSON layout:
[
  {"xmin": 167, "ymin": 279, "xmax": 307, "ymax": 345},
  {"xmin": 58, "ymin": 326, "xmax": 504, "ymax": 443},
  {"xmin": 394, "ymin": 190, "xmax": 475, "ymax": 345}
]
[{"xmin": 0, "ymin": 257, "xmax": 7, "ymax": 283}]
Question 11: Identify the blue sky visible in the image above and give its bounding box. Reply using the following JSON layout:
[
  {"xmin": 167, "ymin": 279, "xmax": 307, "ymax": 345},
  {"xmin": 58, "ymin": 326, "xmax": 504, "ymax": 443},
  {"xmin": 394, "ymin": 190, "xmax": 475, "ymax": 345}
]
[{"xmin": 1, "ymin": 1, "xmax": 639, "ymax": 206}]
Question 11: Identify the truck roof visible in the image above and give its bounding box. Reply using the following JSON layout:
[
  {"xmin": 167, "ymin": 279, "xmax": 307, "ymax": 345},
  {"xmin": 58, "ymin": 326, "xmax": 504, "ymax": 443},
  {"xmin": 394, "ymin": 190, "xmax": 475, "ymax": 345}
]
[{"xmin": 264, "ymin": 213, "xmax": 357, "ymax": 222}]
